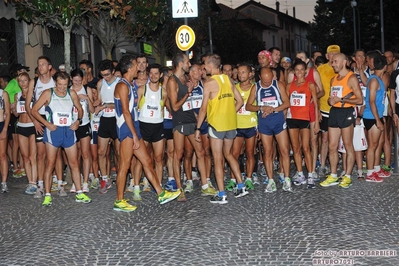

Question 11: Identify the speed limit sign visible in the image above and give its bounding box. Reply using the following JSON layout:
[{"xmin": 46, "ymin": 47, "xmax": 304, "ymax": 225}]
[{"xmin": 175, "ymin": 25, "xmax": 196, "ymax": 51}]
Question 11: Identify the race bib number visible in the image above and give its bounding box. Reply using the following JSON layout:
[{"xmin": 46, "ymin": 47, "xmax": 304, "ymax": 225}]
[
  {"xmin": 191, "ymin": 95, "xmax": 203, "ymax": 109},
  {"xmin": 237, "ymin": 102, "xmax": 250, "ymax": 115},
  {"xmin": 164, "ymin": 107, "xmax": 172, "ymax": 119},
  {"xmin": 53, "ymin": 112, "xmax": 72, "ymax": 126},
  {"xmin": 92, "ymin": 119, "xmax": 100, "ymax": 132},
  {"xmin": 330, "ymin": 86, "xmax": 343, "ymax": 98},
  {"xmin": 133, "ymin": 107, "xmax": 139, "ymax": 122},
  {"xmin": 360, "ymin": 86, "xmax": 367, "ymax": 106},
  {"xmin": 142, "ymin": 104, "xmax": 161, "ymax": 119},
  {"xmin": 103, "ymin": 107, "xmax": 115, "ymax": 116},
  {"xmin": 290, "ymin": 93, "xmax": 306, "ymax": 106},
  {"xmin": 182, "ymin": 99, "xmax": 192, "ymax": 111},
  {"xmin": 17, "ymin": 101, "xmax": 27, "ymax": 113}
]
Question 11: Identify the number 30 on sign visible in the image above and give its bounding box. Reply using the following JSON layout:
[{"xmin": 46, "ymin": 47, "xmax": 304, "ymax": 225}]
[{"xmin": 175, "ymin": 25, "xmax": 196, "ymax": 51}]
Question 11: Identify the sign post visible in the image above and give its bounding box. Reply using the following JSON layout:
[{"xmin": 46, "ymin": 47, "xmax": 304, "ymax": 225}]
[{"xmin": 172, "ymin": 0, "xmax": 198, "ymax": 53}]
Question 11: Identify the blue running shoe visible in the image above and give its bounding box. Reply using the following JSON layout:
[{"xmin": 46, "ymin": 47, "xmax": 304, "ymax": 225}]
[{"xmin": 165, "ymin": 179, "xmax": 177, "ymax": 192}]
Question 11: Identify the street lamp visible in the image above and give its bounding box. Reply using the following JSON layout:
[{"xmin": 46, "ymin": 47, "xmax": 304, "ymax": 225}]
[{"xmin": 340, "ymin": 1, "xmax": 358, "ymax": 50}]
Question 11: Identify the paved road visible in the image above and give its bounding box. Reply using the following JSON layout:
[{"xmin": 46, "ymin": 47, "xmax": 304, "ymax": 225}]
[{"xmin": 1, "ymin": 171, "xmax": 399, "ymax": 265}]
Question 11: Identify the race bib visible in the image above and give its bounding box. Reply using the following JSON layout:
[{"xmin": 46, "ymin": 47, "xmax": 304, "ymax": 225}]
[
  {"xmin": 92, "ymin": 117, "xmax": 100, "ymax": 132},
  {"xmin": 103, "ymin": 107, "xmax": 115, "ymax": 116},
  {"xmin": 53, "ymin": 112, "xmax": 72, "ymax": 126},
  {"xmin": 133, "ymin": 107, "xmax": 139, "ymax": 122},
  {"xmin": 17, "ymin": 101, "xmax": 27, "ymax": 113},
  {"xmin": 261, "ymin": 97, "xmax": 278, "ymax": 108},
  {"xmin": 191, "ymin": 95, "xmax": 203, "ymax": 109},
  {"xmin": 164, "ymin": 107, "xmax": 172, "ymax": 119},
  {"xmin": 182, "ymin": 99, "xmax": 192, "ymax": 111},
  {"xmin": 290, "ymin": 92, "xmax": 306, "ymax": 106},
  {"xmin": 237, "ymin": 102, "xmax": 251, "ymax": 115},
  {"xmin": 142, "ymin": 104, "xmax": 161, "ymax": 119},
  {"xmin": 330, "ymin": 86, "xmax": 343, "ymax": 98},
  {"xmin": 360, "ymin": 86, "xmax": 367, "ymax": 106}
]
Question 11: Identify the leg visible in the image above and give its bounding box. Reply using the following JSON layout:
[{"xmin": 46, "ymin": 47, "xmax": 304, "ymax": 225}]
[
  {"xmin": 231, "ymin": 136, "xmax": 244, "ymax": 179},
  {"xmin": 80, "ymin": 136, "xmax": 92, "ymax": 183},
  {"xmin": 97, "ymin": 136, "xmax": 110, "ymax": 177},
  {"xmin": 44, "ymin": 143, "xmax": 59, "ymax": 194},
  {"xmin": 172, "ymin": 131, "xmax": 185, "ymax": 189},
  {"xmin": 341, "ymin": 124, "xmax": 355, "ymax": 175},
  {"xmin": 209, "ymin": 137, "xmax": 225, "ymax": 191},
  {"xmin": 288, "ymin": 128, "xmax": 303, "ymax": 172},
  {"xmin": 328, "ymin": 127, "xmax": 341, "ymax": 174},
  {"xmin": 115, "ymin": 137, "xmax": 134, "ymax": 200}
]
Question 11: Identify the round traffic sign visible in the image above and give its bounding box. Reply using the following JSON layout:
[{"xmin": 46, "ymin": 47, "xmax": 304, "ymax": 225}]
[{"xmin": 175, "ymin": 25, "xmax": 196, "ymax": 51}]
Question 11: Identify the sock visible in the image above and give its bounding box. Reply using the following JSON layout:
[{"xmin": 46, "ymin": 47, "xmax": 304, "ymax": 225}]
[
  {"xmin": 45, "ymin": 193, "xmax": 51, "ymax": 196},
  {"xmin": 308, "ymin": 172, "xmax": 313, "ymax": 178},
  {"xmin": 246, "ymin": 177, "xmax": 252, "ymax": 181},
  {"xmin": 102, "ymin": 175, "xmax": 108, "ymax": 181},
  {"xmin": 201, "ymin": 183, "xmax": 209, "ymax": 190},
  {"xmin": 58, "ymin": 180, "xmax": 63, "ymax": 188},
  {"xmin": 344, "ymin": 174, "xmax": 351, "ymax": 179},
  {"xmin": 38, "ymin": 180, "xmax": 44, "ymax": 188},
  {"xmin": 218, "ymin": 190, "xmax": 226, "ymax": 197},
  {"xmin": 298, "ymin": 171, "xmax": 304, "ymax": 177},
  {"xmin": 206, "ymin": 177, "xmax": 211, "ymax": 183},
  {"xmin": 134, "ymin": 185, "xmax": 140, "ymax": 190},
  {"xmin": 77, "ymin": 190, "xmax": 83, "ymax": 194},
  {"xmin": 237, "ymin": 183, "xmax": 244, "ymax": 189},
  {"xmin": 279, "ymin": 172, "xmax": 284, "ymax": 179},
  {"xmin": 374, "ymin": 165, "xmax": 381, "ymax": 172},
  {"xmin": 367, "ymin": 170, "xmax": 374, "ymax": 176},
  {"xmin": 230, "ymin": 178, "xmax": 236, "ymax": 183},
  {"xmin": 168, "ymin": 177, "xmax": 175, "ymax": 181},
  {"xmin": 331, "ymin": 174, "xmax": 337, "ymax": 178},
  {"xmin": 358, "ymin": 170, "xmax": 363, "ymax": 176}
]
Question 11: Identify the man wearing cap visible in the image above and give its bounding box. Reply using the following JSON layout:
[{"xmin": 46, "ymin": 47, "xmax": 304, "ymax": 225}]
[
  {"xmin": 317, "ymin": 45, "xmax": 341, "ymax": 177},
  {"xmin": 320, "ymin": 53, "xmax": 363, "ymax": 188},
  {"xmin": 5, "ymin": 63, "xmax": 30, "ymax": 178}
]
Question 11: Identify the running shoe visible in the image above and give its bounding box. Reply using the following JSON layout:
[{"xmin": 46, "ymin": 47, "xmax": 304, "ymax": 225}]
[
  {"xmin": 113, "ymin": 199, "xmax": 137, "ymax": 212},
  {"xmin": 24, "ymin": 184, "xmax": 37, "ymax": 195},
  {"xmin": 259, "ymin": 163, "xmax": 267, "ymax": 177},
  {"xmin": 70, "ymin": 184, "xmax": 76, "ymax": 193},
  {"xmin": 278, "ymin": 174, "xmax": 285, "ymax": 184},
  {"xmin": 366, "ymin": 172, "xmax": 384, "ymax": 183},
  {"xmin": 312, "ymin": 171, "xmax": 320, "ymax": 182},
  {"xmin": 75, "ymin": 193, "xmax": 92, "ymax": 203},
  {"xmin": 12, "ymin": 169, "xmax": 23, "ymax": 178},
  {"xmin": 245, "ymin": 179, "xmax": 255, "ymax": 190},
  {"xmin": 142, "ymin": 177, "xmax": 151, "ymax": 192},
  {"xmin": 34, "ymin": 187, "xmax": 44, "ymax": 198},
  {"xmin": 225, "ymin": 180, "xmax": 236, "ymax": 191},
  {"xmin": 320, "ymin": 175, "xmax": 339, "ymax": 187},
  {"xmin": 132, "ymin": 187, "xmax": 142, "ymax": 201},
  {"xmin": 184, "ymin": 181, "xmax": 194, "ymax": 193},
  {"xmin": 292, "ymin": 173, "xmax": 306, "ymax": 186},
  {"xmin": 99, "ymin": 180, "xmax": 110, "ymax": 194},
  {"xmin": 42, "ymin": 195, "xmax": 52, "ymax": 207},
  {"xmin": 164, "ymin": 179, "xmax": 177, "ymax": 192},
  {"xmin": 252, "ymin": 173, "xmax": 260, "ymax": 185},
  {"xmin": 338, "ymin": 176, "xmax": 352, "ymax": 188},
  {"xmin": 1, "ymin": 182, "xmax": 9, "ymax": 193},
  {"xmin": 158, "ymin": 189, "xmax": 181, "ymax": 205},
  {"xmin": 263, "ymin": 178, "xmax": 269, "ymax": 185},
  {"xmin": 58, "ymin": 186, "xmax": 67, "ymax": 197},
  {"xmin": 82, "ymin": 182, "xmax": 89, "ymax": 193},
  {"xmin": 234, "ymin": 186, "xmax": 249, "ymax": 198},
  {"xmin": 126, "ymin": 183, "xmax": 135, "ymax": 193},
  {"xmin": 201, "ymin": 186, "xmax": 218, "ymax": 196},
  {"xmin": 375, "ymin": 169, "xmax": 391, "ymax": 178},
  {"xmin": 265, "ymin": 180, "xmax": 277, "ymax": 193},
  {"xmin": 177, "ymin": 189, "xmax": 187, "ymax": 202},
  {"xmin": 382, "ymin": 164, "xmax": 392, "ymax": 172},
  {"xmin": 210, "ymin": 194, "xmax": 228, "ymax": 204},
  {"xmin": 90, "ymin": 178, "xmax": 99, "ymax": 189},
  {"xmin": 192, "ymin": 171, "xmax": 200, "ymax": 181},
  {"xmin": 283, "ymin": 178, "xmax": 294, "ymax": 192},
  {"xmin": 307, "ymin": 177, "xmax": 316, "ymax": 189}
]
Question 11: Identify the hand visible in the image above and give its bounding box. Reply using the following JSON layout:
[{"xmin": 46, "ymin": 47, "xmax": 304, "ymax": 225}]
[
  {"xmin": 194, "ymin": 129, "xmax": 201, "ymax": 142},
  {"xmin": 93, "ymin": 100, "xmax": 102, "ymax": 107},
  {"xmin": 186, "ymin": 80, "xmax": 194, "ymax": 94},
  {"xmin": 355, "ymin": 117, "xmax": 361, "ymax": 125},
  {"xmin": 132, "ymin": 134, "xmax": 140, "ymax": 150},
  {"xmin": 376, "ymin": 120, "xmax": 384, "ymax": 131},
  {"xmin": 0, "ymin": 130, "xmax": 6, "ymax": 140},
  {"xmin": 47, "ymin": 123, "xmax": 57, "ymax": 132},
  {"xmin": 94, "ymin": 106, "xmax": 102, "ymax": 115},
  {"xmin": 314, "ymin": 124, "xmax": 320, "ymax": 135},
  {"xmin": 33, "ymin": 120, "xmax": 44, "ymax": 135},
  {"xmin": 69, "ymin": 120, "xmax": 80, "ymax": 130},
  {"xmin": 393, "ymin": 114, "xmax": 398, "ymax": 126},
  {"xmin": 328, "ymin": 96, "xmax": 340, "ymax": 106}
]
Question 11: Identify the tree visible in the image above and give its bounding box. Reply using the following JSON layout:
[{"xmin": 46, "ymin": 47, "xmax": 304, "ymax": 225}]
[
  {"xmin": 308, "ymin": 0, "xmax": 399, "ymax": 54},
  {"xmin": 5, "ymin": 0, "xmax": 131, "ymax": 72}
]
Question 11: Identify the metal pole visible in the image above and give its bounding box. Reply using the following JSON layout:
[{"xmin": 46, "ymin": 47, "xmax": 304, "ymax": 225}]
[
  {"xmin": 357, "ymin": 8, "xmax": 361, "ymax": 49},
  {"xmin": 394, "ymin": 127, "xmax": 399, "ymax": 174},
  {"xmin": 352, "ymin": 6, "xmax": 357, "ymax": 50},
  {"xmin": 184, "ymin": 17, "xmax": 189, "ymax": 56},
  {"xmin": 208, "ymin": 16, "xmax": 213, "ymax": 54},
  {"xmin": 380, "ymin": 0, "xmax": 385, "ymax": 52}
]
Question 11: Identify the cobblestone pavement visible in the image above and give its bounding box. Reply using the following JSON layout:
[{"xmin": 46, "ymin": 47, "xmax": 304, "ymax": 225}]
[{"xmin": 1, "ymin": 169, "xmax": 399, "ymax": 265}]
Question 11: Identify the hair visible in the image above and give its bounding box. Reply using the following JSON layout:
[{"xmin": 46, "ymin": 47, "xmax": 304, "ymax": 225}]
[
  {"xmin": 17, "ymin": 72, "xmax": 30, "ymax": 82},
  {"xmin": 315, "ymin": 56, "xmax": 327, "ymax": 66},
  {"xmin": 292, "ymin": 58, "xmax": 307, "ymax": 70},
  {"xmin": 147, "ymin": 63, "xmax": 162, "ymax": 73},
  {"xmin": 98, "ymin": 59, "xmax": 114, "ymax": 73},
  {"xmin": 189, "ymin": 63, "xmax": 201, "ymax": 72},
  {"xmin": 0, "ymin": 75, "xmax": 11, "ymax": 83},
  {"xmin": 37, "ymin": 56, "xmax": 52, "ymax": 65},
  {"xmin": 118, "ymin": 55, "xmax": 136, "ymax": 75},
  {"xmin": 54, "ymin": 71, "xmax": 70, "ymax": 82},
  {"xmin": 70, "ymin": 68, "xmax": 84, "ymax": 79},
  {"xmin": 172, "ymin": 52, "xmax": 186, "ymax": 69},
  {"xmin": 296, "ymin": 51, "xmax": 309, "ymax": 59},
  {"xmin": 137, "ymin": 54, "xmax": 148, "ymax": 63},
  {"xmin": 268, "ymin": 47, "xmax": 281, "ymax": 53},
  {"xmin": 366, "ymin": 50, "xmax": 382, "ymax": 60},
  {"xmin": 200, "ymin": 54, "xmax": 210, "ymax": 64},
  {"xmin": 237, "ymin": 63, "xmax": 252, "ymax": 73},
  {"xmin": 206, "ymin": 54, "xmax": 222, "ymax": 69},
  {"xmin": 79, "ymin": 59, "xmax": 93, "ymax": 70},
  {"xmin": 222, "ymin": 63, "xmax": 233, "ymax": 69},
  {"xmin": 160, "ymin": 67, "xmax": 171, "ymax": 84},
  {"xmin": 312, "ymin": 50, "xmax": 323, "ymax": 58},
  {"xmin": 374, "ymin": 55, "xmax": 387, "ymax": 70}
]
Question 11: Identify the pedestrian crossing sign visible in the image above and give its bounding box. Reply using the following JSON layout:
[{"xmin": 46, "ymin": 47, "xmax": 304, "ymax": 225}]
[{"xmin": 172, "ymin": 0, "xmax": 198, "ymax": 18}]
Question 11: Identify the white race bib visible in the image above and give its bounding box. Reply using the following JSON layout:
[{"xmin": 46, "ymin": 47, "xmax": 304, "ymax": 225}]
[
  {"xmin": 53, "ymin": 112, "xmax": 72, "ymax": 126},
  {"xmin": 17, "ymin": 101, "xmax": 27, "ymax": 113},
  {"xmin": 142, "ymin": 104, "xmax": 161, "ymax": 119},
  {"xmin": 191, "ymin": 95, "xmax": 203, "ymax": 109},
  {"xmin": 290, "ymin": 92, "xmax": 306, "ymax": 106},
  {"xmin": 133, "ymin": 107, "xmax": 139, "ymax": 122},
  {"xmin": 164, "ymin": 107, "xmax": 172, "ymax": 119},
  {"xmin": 261, "ymin": 97, "xmax": 278, "ymax": 108},
  {"xmin": 182, "ymin": 98, "xmax": 192, "ymax": 111},
  {"xmin": 103, "ymin": 107, "xmax": 115, "ymax": 116},
  {"xmin": 330, "ymin": 86, "xmax": 343, "ymax": 98},
  {"xmin": 237, "ymin": 102, "xmax": 251, "ymax": 115}
]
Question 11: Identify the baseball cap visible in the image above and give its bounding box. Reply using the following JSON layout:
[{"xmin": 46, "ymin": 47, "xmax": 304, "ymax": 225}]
[
  {"xmin": 10, "ymin": 63, "xmax": 30, "ymax": 73},
  {"xmin": 281, "ymin": 57, "xmax": 292, "ymax": 63},
  {"xmin": 326, "ymin": 45, "xmax": 340, "ymax": 54}
]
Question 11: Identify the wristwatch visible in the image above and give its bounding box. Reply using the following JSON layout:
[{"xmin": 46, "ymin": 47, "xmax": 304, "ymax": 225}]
[{"xmin": 77, "ymin": 118, "xmax": 82, "ymax": 125}]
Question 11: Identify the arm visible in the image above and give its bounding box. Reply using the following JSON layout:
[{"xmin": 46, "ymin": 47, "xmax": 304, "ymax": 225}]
[
  {"xmin": 275, "ymin": 80, "xmax": 290, "ymax": 112},
  {"xmin": 70, "ymin": 90, "xmax": 83, "ymax": 131},
  {"xmin": 0, "ymin": 91, "xmax": 11, "ymax": 139},
  {"xmin": 309, "ymin": 82, "xmax": 320, "ymax": 134},
  {"xmin": 230, "ymin": 78, "xmax": 243, "ymax": 112},
  {"xmin": 11, "ymin": 94, "xmax": 19, "ymax": 117},
  {"xmin": 85, "ymin": 87, "xmax": 95, "ymax": 114},
  {"xmin": 195, "ymin": 81, "xmax": 211, "ymax": 142},
  {"xmin": 313, "ymin": 69, "xmax": 325, "ymax": 99},
  {"xmin": 31, "ymin": 90, "xmax": 55, "ymax": 131},
  {"xmin": 25, "ymin": 79, "xmax": 44, "ymax": 134},
  {"xmin": 245, "ymin": 83, "xmax": 261, "ymax": 112}
]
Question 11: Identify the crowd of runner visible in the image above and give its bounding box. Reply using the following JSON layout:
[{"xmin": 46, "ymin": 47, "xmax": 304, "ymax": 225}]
[{"xmin": 0, "ymin": 44, "xmax": 397, "ymax": 212}]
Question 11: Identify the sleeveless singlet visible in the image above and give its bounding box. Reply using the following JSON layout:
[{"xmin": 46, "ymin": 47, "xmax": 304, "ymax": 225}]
[
  {"xmin": 191, "ymin": 80, "xmax": 204, "ymax": 114},
  {"xmin": 34, "ymin": 77, "xmax": 55, "ymax": 115},
  {"xmin": 170, "ymin": 75, "xmax": 196, "ymax": 127},
  {"xmin": 330, "ymin": 71, "xmax": 356, "ymax": 108},
  {"xmin": 45, "ymin": 88, "xmax": 73, "ymax": 126},
  {"xmin": 138, "ymin": 84, "xmax": 164, "ymax": 123},
  {"xmin": 287, "ymin": 80, "xmax": 311, "ymax": 121},
  {"xmin": 100, "ymin": 77, "xmax": 120, "ymax": 118},
  {"xmin": 236, "ymin": 83, "xmax": 257, "ymax": 129},
  {"xmin": 363, "ymin": 75, "xmax": 385, "ymax": 119},
  {"xmin": 72, "ymin": 86, "xmax": 90, "ymax": 126}
]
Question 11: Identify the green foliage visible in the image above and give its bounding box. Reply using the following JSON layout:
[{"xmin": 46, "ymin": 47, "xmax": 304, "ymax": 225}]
[{"xmin": 308, "ymin": 0, "xmax": 399, "ymax": 54}]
